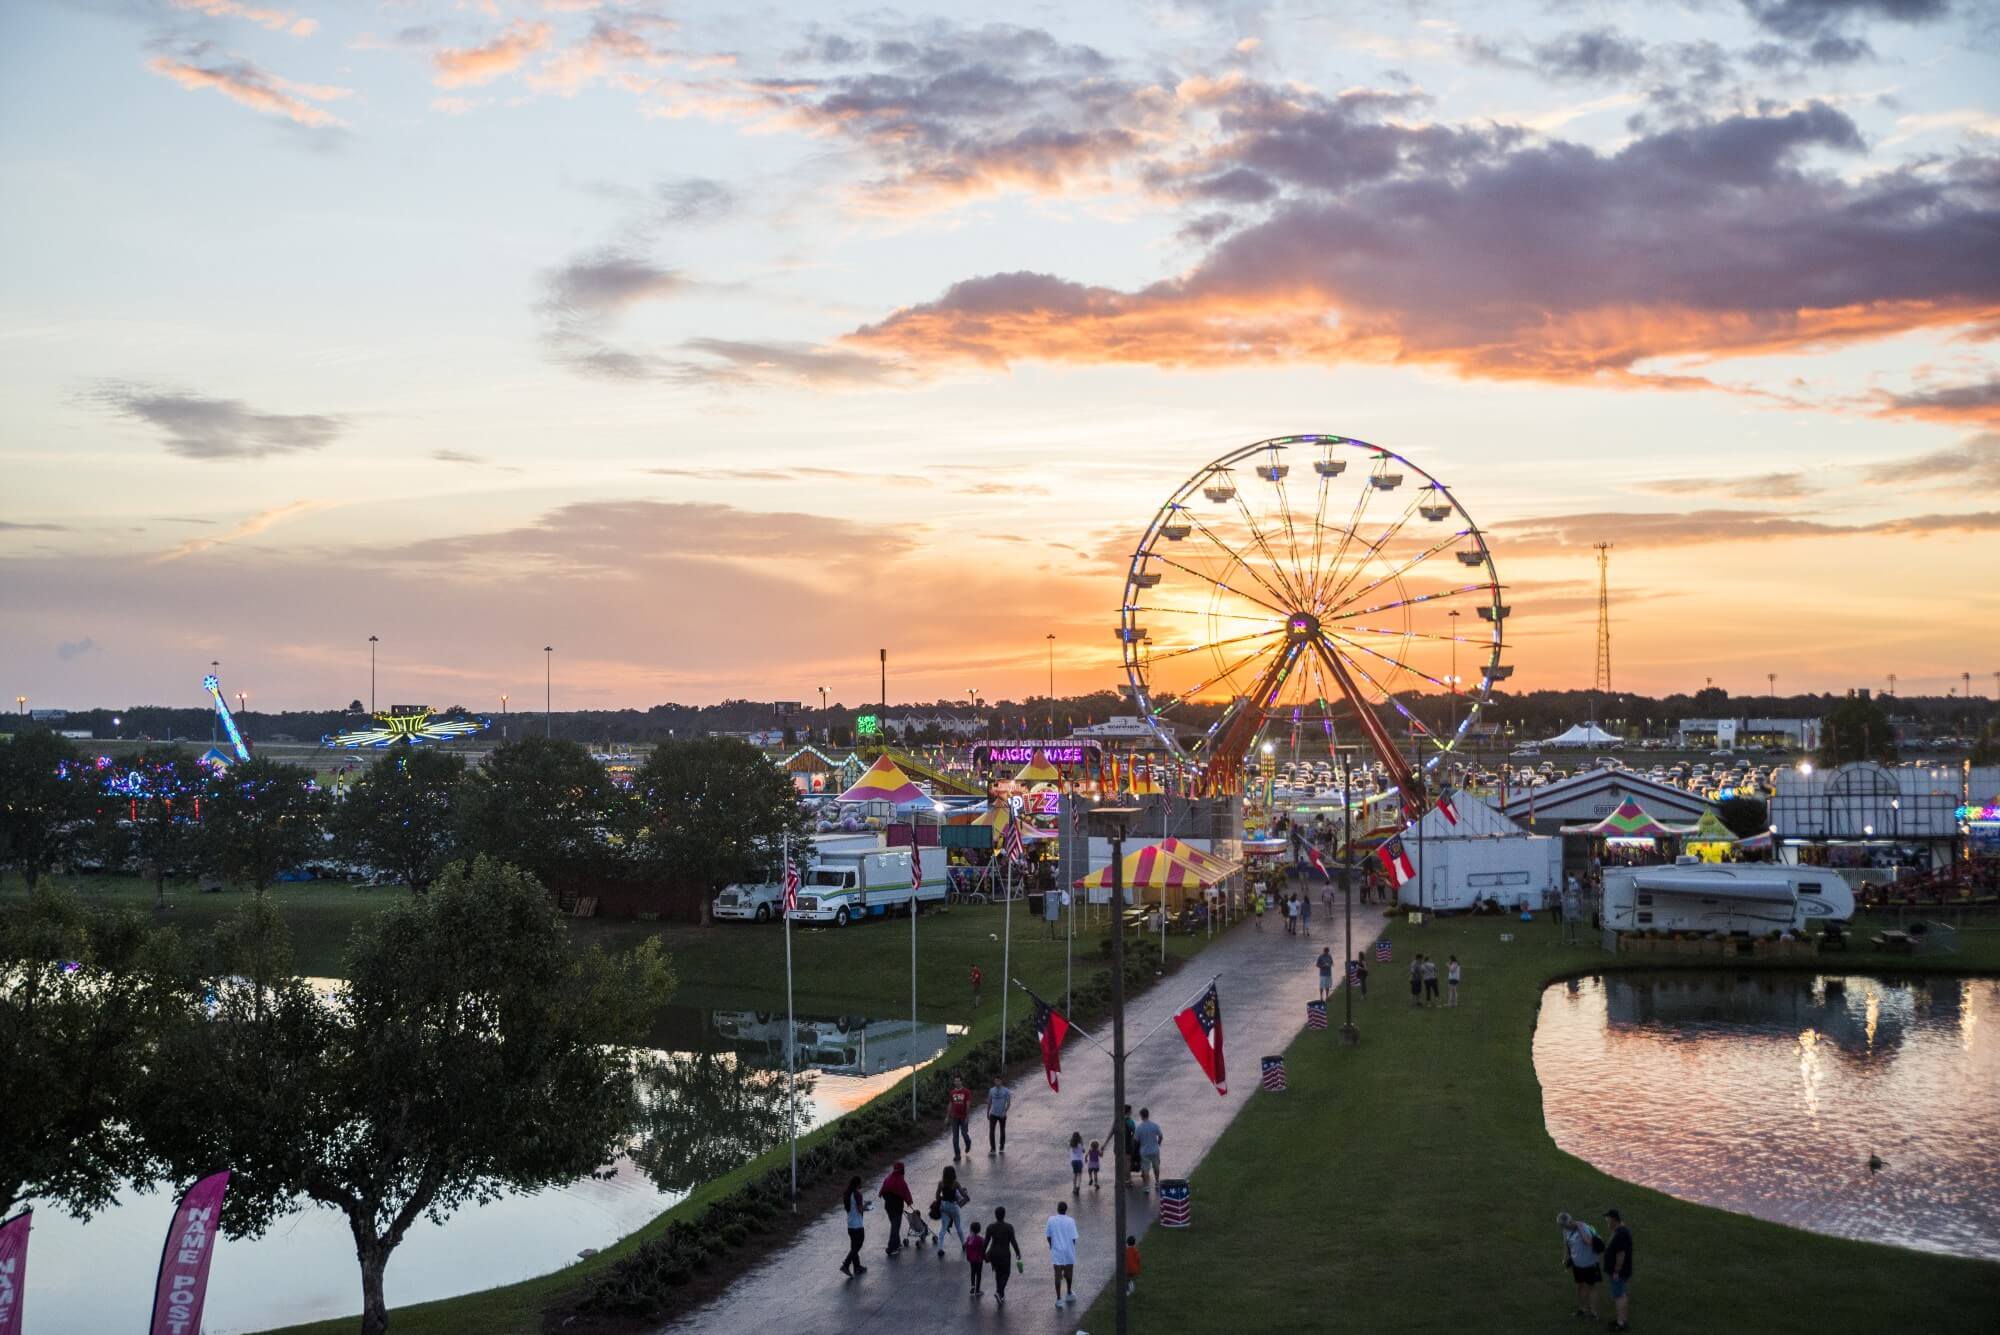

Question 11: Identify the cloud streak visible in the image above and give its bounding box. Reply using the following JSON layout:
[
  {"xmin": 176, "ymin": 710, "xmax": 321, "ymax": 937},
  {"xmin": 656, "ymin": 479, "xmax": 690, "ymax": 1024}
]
[
  {"xmin": 433, "ymin": 21, "xmax": 552, "ymax": 89},
  {"xmin": 92, "ymin": 384, "xmax": 346, "ymax": 461},
  {"xmin": 146, "ymin": 51, "xmax": 351, "ymax": 127},
  {"xmin": 152, "ymin": 500, "xmax": 327, "ymax": 563}
]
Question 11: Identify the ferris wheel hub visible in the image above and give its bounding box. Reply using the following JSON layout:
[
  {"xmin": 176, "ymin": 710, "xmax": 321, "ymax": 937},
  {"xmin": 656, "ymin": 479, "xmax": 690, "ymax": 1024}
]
[{"xmin": 1284, "ymin": 611, "xmax": 1321, "ymax": 641}]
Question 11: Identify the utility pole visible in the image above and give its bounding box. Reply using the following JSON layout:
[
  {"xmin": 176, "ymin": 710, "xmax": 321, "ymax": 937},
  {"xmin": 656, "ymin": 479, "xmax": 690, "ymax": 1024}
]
[
  {"xmin": 368, "ymin": 635, "xmax": 378, "ymax": 713},
  {"xmin": 210, "ymin": 660, "xmax": 219, "ymax": 743},
  {"xmin": 1592, "ymin": 543, "xmax": 1612, "ymax": 693},
  {"xmin": 544, "ymin": 646, "xmax": 553, "ymax": 737},
  {"xmin": 1888, "ymin": 673, "xmax": 1897, "ymax": 698},
  {"xmin": 1046, "ymin": 632, "xmax": 1056, "ymax": 737},
  {"xmin": 879, "ymin": 649, "xmax": 887, "ymax": 715}
]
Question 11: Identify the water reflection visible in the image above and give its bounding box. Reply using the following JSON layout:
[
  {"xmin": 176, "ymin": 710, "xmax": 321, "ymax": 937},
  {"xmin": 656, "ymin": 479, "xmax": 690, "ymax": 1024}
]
[
  {"xmin": 1535, "ymin": 973, "xmax": 2000, "ymax": 1262},
  {"xmin": 24, "ymin": 1004, "xmax": 955, "ymax": 1335}
]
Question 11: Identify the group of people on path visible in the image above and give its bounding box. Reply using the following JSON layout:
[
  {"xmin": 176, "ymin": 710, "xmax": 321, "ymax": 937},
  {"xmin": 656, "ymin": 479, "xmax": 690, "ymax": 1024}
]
[
  {"xmin": 843, "ymin": 1071, "xmax": 1159, "ymax": 1308},
  {"xmin": 1558, "ymin": 1209, "xmax": 1635, "ymax": 1330},
  {"xmin": 1253, "ymin": 889, "xmax": 1313, "ymax": 935}
]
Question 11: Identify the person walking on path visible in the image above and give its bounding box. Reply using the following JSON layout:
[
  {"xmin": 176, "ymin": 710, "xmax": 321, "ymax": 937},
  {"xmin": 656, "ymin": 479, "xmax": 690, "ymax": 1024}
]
[
  {"xmin": 1423, "ymin": 955, "xmax": 1440, "ymax": 1005},
  {"xmin": 878, "ymin": 1161, "xmax": 915, "ymax": 1254},
  {"xmin": 1603, "ymin": 1209, "xmax": 1634, "ymax": 1331},
  {"xmin": 1135, "ymin": 1108, "xmax": 1165, "ymax": 1195},
  {"xmin": 838, "ymin": 1176, "xmax": 868, "ymax": 1279},
  {"xmin": 933, "ymin": 1166, "xmax": 967, "ymax": 1258},
  {"xmin": 1254, "ymin": 892, "xmax": 1265, "ymax": 930},
  {"xmin": 1558, "ymin": 1211, "xmax": 1604, "ymax": 1321},
  {"xmin": 1301, "ymin": 893, "xmax": 1312, "ymax": 937},
  {"xmin": 963, "ymin": 1222, "xmax": 987, "ymax": 1297},
  {"xmin": 1045, "ymin": 1200, "xmax": 1080, "ymax": 1307},
  {"xmin": 1447, "ymin": 955, "xmax": 1462, "ymax": 1007},
  {"xmin": 986, "ymin": 1075, "xmax": 1013, "ymax": 1155},
  {"xmin": 1316, "ymin": 946, "xmax": 1335, "ymax": 1002},
  {"xmin": 1068, "ymin": 1132, "xmax": 1085, "ymax": 1191},
  {"xmin": 1086, "ymin": 1139, "xmax": 1102, "ymax": 1190},
  {"xmin": 985, "ymin": 1206, "xmax": 1022, "ymax": 1306},
  {"xmin": 1120, "ymin": 1105, "xmax": 1140, "ymax": 1185},
  {"xmin": 1410, "ymin": 954, "xmax": 1424, "ymax": 1006},
  {"xmin": 946, "ymin": 1074, "xmax": 973, "ymax": 1162},
  {"xmin": 1124, "ymin": 1234, "xmax": 1141, "ymax": 1297},
  {"xmin": 970, "ymin": 964, "xmax": 983, "ymax": 1008},
  {"xmin": 1355, "ymin": 954, "xmax": 1369, "ymax": 998}
]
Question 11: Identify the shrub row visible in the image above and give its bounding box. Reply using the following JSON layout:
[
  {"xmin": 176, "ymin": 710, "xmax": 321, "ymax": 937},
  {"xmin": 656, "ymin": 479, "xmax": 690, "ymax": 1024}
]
[{"xmin": 576, "ymin": 946, "xmax": 1170, "ymax": 1320}]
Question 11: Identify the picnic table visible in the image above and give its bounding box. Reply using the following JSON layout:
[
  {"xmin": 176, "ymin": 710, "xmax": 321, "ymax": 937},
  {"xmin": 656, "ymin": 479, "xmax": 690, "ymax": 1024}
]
[{"xmin": 1869, "ymin": 930, "xmax": 1915, "ymax": 954}]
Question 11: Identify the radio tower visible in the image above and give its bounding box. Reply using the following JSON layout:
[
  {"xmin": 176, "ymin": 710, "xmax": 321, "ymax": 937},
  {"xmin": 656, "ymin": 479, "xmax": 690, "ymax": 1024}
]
[{"xmin": 1593, "ymin": 543, "xmax": 1613, "ymax": 693}]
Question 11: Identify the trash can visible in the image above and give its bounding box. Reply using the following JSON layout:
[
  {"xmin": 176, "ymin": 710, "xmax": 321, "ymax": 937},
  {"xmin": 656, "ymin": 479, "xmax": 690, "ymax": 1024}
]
[
  {"xmin": 1027, "ymin": 893, "xmax": 1045, "ymax": 917},
  {"xmin": 1158, "ymin": 1179, "xmax": 1191, "ymax": 1228},
  {"xmin": 1306, "ymin": 1000, "xmax": 1327, "ymax": 1030},
  {"xmin": 1260, "ymin": 1055, "xmax": 1287, "ymax": 1092}
]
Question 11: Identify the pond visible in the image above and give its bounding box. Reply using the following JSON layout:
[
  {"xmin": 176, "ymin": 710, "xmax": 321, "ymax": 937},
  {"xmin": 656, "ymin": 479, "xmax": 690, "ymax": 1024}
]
[
  {"xmin": 24, "ymin": 1001, "xmax": 959, "ymax": 1334},
  {"xmin": 1534, "ymin": 972, "xmax": 2000, "ymax": 1261}
]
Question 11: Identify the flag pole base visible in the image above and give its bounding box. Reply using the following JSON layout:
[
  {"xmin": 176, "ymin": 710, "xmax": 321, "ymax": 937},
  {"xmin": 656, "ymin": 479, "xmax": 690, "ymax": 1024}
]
[{"xmin": 1338, "ymin": 1023, "xmax": 1360, "ymax": 1046}]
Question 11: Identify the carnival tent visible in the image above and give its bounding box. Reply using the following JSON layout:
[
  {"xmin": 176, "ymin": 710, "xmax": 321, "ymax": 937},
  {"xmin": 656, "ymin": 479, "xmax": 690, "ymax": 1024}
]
[
  {"xmin": 1156, "ymin": 836, "xmax": 1242, "ymax": 881},
  {"xmin": 1014, "ymin": 750, "xmax": 1063, "ymax": 784},
  {"xmin": 1073, "ymin": 841, "xmax": 1224, "ymax": 910},
  {"xmin": 837, "ymin": 755, "xmax": 927, "ymax": 806},
  {"xmin": 1685, "ymin": 810, "xmax": 1739, "ymax": 861},
  {"xmin": 1544, "ymin": 722, "xmax": 1621, "ymax": 747},
  {"xmin": 1560, "ymin": 797, "xmax": 1699, "ymax": 839}
]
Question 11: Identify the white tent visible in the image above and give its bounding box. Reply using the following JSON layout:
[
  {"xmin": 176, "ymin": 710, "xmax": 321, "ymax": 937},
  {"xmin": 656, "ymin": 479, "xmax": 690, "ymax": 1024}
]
[
  {"xmin": 1400, "ymin": 793, "xmax": 1562, "ymax": 912},
  {"xmin": 1544, "ymin": 722, "xmax": 1621, "ymax": 747}
]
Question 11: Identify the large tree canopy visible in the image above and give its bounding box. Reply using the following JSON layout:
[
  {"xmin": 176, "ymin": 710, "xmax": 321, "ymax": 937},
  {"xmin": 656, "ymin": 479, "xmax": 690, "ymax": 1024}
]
[
  {"xmin": 454, "ymin": 738, "xmax": 633, "ymax": 889},
  {"xmin": 1816, "ymin": 696, "xmax": 1900, "ymax": 767},
  {"xmin": 331, "ymin": 747, "xmax": 467, "ymax": 891},
  {"xmin": 140, "ymin": 858, "xmax": 674, "ymax": 1335},
  {"xmin": 198, "ymin": 757, "xmax": 328, "ymax": 892},
  {"xmin": 0, "ymin": 731, "xmax": 102, "ymax": 889},
  {"xmin": 634, "ymin": 737, "xmax": 810, "ymax": 925}
]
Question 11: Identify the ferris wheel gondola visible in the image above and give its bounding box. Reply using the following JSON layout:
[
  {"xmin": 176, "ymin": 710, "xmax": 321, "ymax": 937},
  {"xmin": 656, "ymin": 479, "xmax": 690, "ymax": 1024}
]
[{"xmin": 1119, "ymin": 434, "xmax": 1508, "ymax": 811}]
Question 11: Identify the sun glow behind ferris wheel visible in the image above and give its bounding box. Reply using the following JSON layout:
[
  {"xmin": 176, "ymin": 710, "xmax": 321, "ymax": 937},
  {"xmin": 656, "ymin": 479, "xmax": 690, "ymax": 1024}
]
[{"xmin": 1118, "ymin": 434, "xmax": 1511, "ymax": 809}]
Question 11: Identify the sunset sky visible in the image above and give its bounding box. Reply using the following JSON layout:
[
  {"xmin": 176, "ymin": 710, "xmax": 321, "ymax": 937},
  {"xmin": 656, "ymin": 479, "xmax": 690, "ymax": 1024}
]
[{"xmin": 3, "ymin": 0, "xmax": 1996, "ymax": 713}]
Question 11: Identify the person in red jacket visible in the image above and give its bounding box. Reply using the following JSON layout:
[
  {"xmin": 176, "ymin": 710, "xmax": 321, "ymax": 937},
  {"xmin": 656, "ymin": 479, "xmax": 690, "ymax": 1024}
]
[
  {"xmin": 946, "ymin": 1074, "xmax": 973, "ymax": 1162},
  {"xmin": 970, "ymin": 963, "xmax": 983, "ymax": 1006},
  {"xmin": 878, "ymin": 1161, "xmax": 916, "ymax": 1254}
]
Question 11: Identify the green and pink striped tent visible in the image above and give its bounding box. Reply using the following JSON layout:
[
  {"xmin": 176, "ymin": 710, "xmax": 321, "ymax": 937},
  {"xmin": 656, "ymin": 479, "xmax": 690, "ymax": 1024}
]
[{"xmin": 1560, "ymin": 796, "xmax": 1700, "ymax": 840}]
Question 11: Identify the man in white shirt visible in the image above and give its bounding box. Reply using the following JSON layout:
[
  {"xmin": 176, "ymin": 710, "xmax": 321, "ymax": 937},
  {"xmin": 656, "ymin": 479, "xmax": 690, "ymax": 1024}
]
[
  {"xmin": 986, "ymin": 1076, "xmax": 1014, "ymax": 1155},
  {"xmin": 1045, "ymin": 1201, "xmax": 1079, "ymax": 1307}
]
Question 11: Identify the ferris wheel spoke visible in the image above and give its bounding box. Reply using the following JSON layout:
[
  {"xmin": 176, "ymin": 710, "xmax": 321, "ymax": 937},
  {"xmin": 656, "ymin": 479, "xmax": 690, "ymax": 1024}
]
[
  {"xmin": 1176, "ymin": 515, "xmax": 1304, "ymax": 615},
  {"xmin": 1144, "ymin": 627, "xmax": 1286, "ymax": 666},
  {"xmin": 1130, "ymin": 604, "xmax": 1284, "ymax": 627},
  {"xmin": 1324, "ymin": 628, "xmax": 1452, "ymax": 693},
  {"xmin": 1151, "ymin": 636, "xmax": 1288, "ymax": 717},
  {"xmin": 1318, "ymin": 636, "xmax": 1437, "ymax": 742},
  {"xmin": 1142, "ymin": 550, "xmax": 1291, "ymax": 618},
  {"xmin": 1328, "ymin": 530, "xmax": 1465, "ymax": 616},
  {"xmin": 1308, "ymin": 468, "xmax": 1378, "ymax": 608},
  {"xmin": 1320, "ymin": 495, "xmax": 1421, "ymax": 611},
  {"xmin": 1226, "ymin": 491, "xmax": 1311, "ymax": 608},
  {"xmin": 1323, "ymin": 583, "xmax": 1492, "ymax": 624},
  {"xmin": 1273, "ymin": 477, "xmax": 1307, "ymax": 599},
  {"xmin": 1343, "ymin": 624, "xmax": 1488, "ymax": 647}
]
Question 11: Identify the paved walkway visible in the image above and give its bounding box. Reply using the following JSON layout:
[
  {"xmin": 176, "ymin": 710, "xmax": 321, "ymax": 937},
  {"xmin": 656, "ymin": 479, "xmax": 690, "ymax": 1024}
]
[{"xmin": 665, "ymin": 903, "xmax": 1386, "ymax": 1335}]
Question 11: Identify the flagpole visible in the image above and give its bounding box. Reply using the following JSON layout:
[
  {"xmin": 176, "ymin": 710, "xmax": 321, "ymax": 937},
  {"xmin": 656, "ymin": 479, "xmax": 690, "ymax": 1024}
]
[
  {"xmin": 911, "ymin": 824, "xmax": 920, "ymax": 1123},
  {"xmin": 1339, "ymin": 745, "xmax": 1358, "ymax": 1044},
  {"xmin": 1001, "ymin": 831, "xmax": 1012, "ymax": 1069},
  {"xmin": 784, "ymin": 834, "xmax": 798, "ymax": 1207}
]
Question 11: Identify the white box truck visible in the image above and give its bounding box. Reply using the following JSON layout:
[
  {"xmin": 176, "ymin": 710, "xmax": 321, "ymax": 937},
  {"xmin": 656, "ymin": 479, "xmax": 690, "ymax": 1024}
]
[
  {"xmin": 713, "ymin": 834, "xmax": 886, "ymax": 923},
  {"xmin": 789, "ymin": 847, "xmax": 949, "ymax": 927}
]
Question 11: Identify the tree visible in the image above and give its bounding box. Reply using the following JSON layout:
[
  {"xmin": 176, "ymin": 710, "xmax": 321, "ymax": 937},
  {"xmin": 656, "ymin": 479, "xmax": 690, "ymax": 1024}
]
[
  {"xmin": 199, "ymin": 758, "xmax": 328, "ymax": 892},
  {"xmin": 626, "ymin": 1051, "xmax": 807, "ymax": 1194},
  {"xmin": 1716, "ymin": 795, "xmax": 1769, "ymax": 838},
  {"xmin": 117, "ymin": 747, "xmax": 211, "ymax": 908},
  {"xmin": 634, "ymin": 737, "xmax": 810, "ymax": 926},
  {"xmin": 1817, "ymin": 696, "xmax": 1899, "ymax": 767},
  {"xmin": 0, "ymin": 731, "xmax": 101, "ymax": 890},
  {"xmin": 0, "ymin": 886, "xmax": 194, "ymax": 1217},
  {"xmin": 454, "ymin": 737, "xmax": 632, "ymax": 889},
  {"xmin": 1972, "ymin": 721, "xmax": 2000, "ymax": 767},
  {"xmin": 140, "ymin": 858, "xmax": 674, "ymax": 1335},
  {"xmin": 332, "ymin": 748, "xmax": 466, "ymax": 892}
]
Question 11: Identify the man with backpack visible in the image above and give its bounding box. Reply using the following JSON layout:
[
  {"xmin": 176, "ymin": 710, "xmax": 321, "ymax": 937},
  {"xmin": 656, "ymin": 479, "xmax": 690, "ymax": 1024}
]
[{"xmin": 1557, "ymin": 1211, "xmax": 1604, "ymax": 1322}]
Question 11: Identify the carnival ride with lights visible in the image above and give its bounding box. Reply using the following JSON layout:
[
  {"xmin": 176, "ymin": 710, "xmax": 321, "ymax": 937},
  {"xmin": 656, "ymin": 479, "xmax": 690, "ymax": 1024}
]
[
  {"xmin": 1119, "ymin": 434, "xmax": 1510, "ymax": 814},
  {"xmin": 324, "ymin": 704, "xmax": 489, "ymax": 749},
  {"xmin": 202, "ymin": 673, "xmax": 253, "ymax": 767}
]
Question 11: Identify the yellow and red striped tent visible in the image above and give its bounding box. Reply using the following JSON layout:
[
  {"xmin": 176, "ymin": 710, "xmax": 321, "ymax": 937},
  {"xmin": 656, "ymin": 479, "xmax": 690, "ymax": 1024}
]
[
  {"xmin": 1073, "ymin": 842, "xmax": 1227, "ymax": 891},
  {"xmin": 1156, "ymin": 836, "xmax": 1240, "ymax": 881},
  {"xmin": 837, "ymin": 755, "xmax": 927, "ymax": 806},
  {"xmin": 1014, "ymin": 750, "xmax": 1063, "ymax": 784}
]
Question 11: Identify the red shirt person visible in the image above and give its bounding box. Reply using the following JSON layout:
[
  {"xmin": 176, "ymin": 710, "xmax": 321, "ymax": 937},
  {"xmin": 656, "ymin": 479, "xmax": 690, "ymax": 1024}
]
[{"xmin": 946, "ymin": 1075, "xmax": 973, "ymax": 1161}]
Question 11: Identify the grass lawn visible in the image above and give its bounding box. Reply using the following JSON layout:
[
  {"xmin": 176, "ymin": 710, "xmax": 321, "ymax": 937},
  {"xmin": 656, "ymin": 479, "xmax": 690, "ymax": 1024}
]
[
  {"xmin": 1095, "ymin": 913, "xmax": 2000, "ymax": 1334},
  {"xmin": 24, "ymin": 871, "xmax": 1203, "ymax": 1020}
]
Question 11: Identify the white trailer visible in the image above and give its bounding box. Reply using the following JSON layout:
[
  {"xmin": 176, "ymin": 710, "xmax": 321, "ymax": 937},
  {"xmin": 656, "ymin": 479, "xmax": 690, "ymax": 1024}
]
[
  {"xmin": 1397, "ymin": 793, "xmax": 1562, "ymax": 913},
  {"xmin": 1602, "ymin": 864, "xmax": 1855, "ymax": 936},
  {"xmin": 789, "ymin": 846, "xmax": 950, "ymax": 927}
]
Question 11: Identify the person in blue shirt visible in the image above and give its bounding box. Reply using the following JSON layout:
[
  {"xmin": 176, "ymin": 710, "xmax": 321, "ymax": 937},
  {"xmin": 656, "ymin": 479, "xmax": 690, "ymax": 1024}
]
[{"xmin": 1134, "ymin": 1109, "xmax": 1165, "ymax": 1195}]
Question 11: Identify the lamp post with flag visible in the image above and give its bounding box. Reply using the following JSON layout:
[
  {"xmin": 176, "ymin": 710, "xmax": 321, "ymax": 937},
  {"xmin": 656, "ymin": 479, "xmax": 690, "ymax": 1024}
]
[
  {"xmin": 1002, "ymin": 798, "xmax": 1027, "ymax": 1069},
  {"xmin": 1086, "ymin": 804, "xmax": 1141, "ymax": 1335},
  {"xmin": 782, "ymin": 838, "xmax": 801, "ymax": 1205},
  {"xmin": 1338, "ymin": 742, "xmax": 1359, "ymax": 1044}
]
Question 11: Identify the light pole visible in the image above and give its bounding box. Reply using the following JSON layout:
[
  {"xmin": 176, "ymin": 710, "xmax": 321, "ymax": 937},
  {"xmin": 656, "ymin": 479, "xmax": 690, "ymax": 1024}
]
[
  {"xmin": 1086, "ymin": 803, "xmax": 1142, "ymax": 1335},
  {"xmin": 14, "ymin": 696, "xmax": 24, "ymax": 716},
  {"xmin": 237, "ymin": 691, "xmax": 247, "ymax": 717},
  {"xmin": 544, "ymin": 646, "xmax": 553, "ymax": 738},
  {"xmin": 818, "ymin": 684, "xmax": 828, "ymax": 740},
  {"xmin": 1046, "ymin": 632, "xmax": 1056, "ymax": 736},
  {"xmin": 368, "ymin": 636, "xmax": 378, "ymax": 713},
  {"xmin": 210, "ymin": 660, "xmax": 219, "ymax": 743},
  {"xmin": 1337, "ymin": 741, "xmax": 1359, "ymax": 1044},
  {"xmin": 501, "ymin": 693, "xmax": 508, "ymax": 740}
]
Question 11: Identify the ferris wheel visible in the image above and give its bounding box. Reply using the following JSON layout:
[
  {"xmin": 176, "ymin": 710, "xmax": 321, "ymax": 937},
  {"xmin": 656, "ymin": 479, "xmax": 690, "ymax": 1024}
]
[{"xmin": 1119, "ymin": 434, "xmax": 1510, "ymax": 808}]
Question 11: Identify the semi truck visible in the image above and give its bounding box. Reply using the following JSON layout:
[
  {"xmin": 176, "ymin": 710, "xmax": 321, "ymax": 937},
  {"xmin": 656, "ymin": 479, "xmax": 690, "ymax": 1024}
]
[
  {"xmin": 788, "ymin": 846, "xmax": 950, "ymax": 927},
  {"xmin": 712, "ymin": 834, "xmax": 884, "ymax": 922}
]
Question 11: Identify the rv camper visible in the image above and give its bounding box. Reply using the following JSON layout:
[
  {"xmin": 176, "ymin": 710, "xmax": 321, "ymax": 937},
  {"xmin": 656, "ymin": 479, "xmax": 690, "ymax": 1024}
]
[{"xmin": 1602, "ymin": 864, "xmax": 1855, "ymax": 936}]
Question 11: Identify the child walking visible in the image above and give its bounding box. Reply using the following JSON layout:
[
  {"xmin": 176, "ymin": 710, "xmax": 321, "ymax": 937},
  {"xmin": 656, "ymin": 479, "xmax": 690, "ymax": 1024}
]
[
  {"xmin": 1124, "ymin": 1234, "xmax": 1141, "ymax": 1296},
  {"xmin": 1086, "ymin": 1140, "xmax": 1103, "ymax": 1189},
  {"xmin": 1069, "ymin": 1133, "xmax": 1085, "ymax": 1192},
  {"xmin": 964, "ymin": 1222, "xmax": 987, "ymax": 1297}
]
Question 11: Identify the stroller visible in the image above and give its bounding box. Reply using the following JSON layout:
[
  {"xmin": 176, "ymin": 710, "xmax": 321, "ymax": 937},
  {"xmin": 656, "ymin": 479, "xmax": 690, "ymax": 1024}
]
[{"xmin": 900, "ymin": 1202, "xmax": 934, "ymax": 1248}]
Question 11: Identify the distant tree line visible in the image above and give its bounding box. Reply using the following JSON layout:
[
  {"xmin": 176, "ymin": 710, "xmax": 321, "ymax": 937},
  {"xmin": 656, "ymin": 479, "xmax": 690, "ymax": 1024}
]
[{"xmin": 0, "ymin": 732, "xmax": 809, "ymax": 923}]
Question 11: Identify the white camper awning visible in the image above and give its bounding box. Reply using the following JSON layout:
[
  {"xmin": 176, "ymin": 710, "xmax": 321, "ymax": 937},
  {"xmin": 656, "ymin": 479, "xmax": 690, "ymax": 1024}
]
[{"xmin": 1630, "ymin": 873, "xmax": 1796, "ymax": 905}]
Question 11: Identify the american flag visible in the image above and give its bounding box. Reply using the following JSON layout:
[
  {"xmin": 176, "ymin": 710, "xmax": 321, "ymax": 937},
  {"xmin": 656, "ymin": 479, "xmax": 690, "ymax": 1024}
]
[
  {"xmin": 783, "ymin": 857, "xmax": 800, "ymax": 914},
  {"xmin": 1172, "ymin": 982, "xmax": 1228, "ymax": 1095},
  {"xmin": 1375, "ymin": 938, "xmax": 1393, "ymax": 962},
  {"xmin": 1003, "ymin": 808, "xmax": 1026, "ymax": 864},
  {"xmin": 1306, "ymin": 1000, "xmax": 1327, "ymax": 1030},
  {"xmin": 1259, "ymin": 1055, "xmax": 1287, "ymax": 1092},
  {"xmin": 911, "ymin": 840, "xmax": 922, "ymax": 895}
]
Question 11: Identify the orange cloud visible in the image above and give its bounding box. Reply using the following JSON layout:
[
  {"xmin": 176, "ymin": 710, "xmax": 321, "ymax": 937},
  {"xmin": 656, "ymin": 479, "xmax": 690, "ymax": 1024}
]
[
  {"xmin": 146, "ymin": 56, "xmax": 350, "ymax": 128},
  {"xmin": 433, "ymin": 21, "xmax": 553, "ymax": 89},
  {"xmin": 169, "ymin": 0, "xmax": 316, "ymax": 36}
]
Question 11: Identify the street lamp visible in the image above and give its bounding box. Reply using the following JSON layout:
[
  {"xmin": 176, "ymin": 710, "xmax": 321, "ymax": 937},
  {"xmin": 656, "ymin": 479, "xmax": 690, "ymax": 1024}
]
[
  {"xmin": 1335, "ymin": 741, "xmax": 1360, "ymax": 1045},
  {"xmin": 1085, "ymin": 803, "xmax": 1142, "ymax": 1335},
  {"xmin": 544, "ymin": 647, "xmax": 554, "ymax": 738},
  {"xmin": 500, "ymin": 693, "xmax": 508, "ymax": 740},
  {"xmin": 210, "ymin": 661, "xmax": 219, "ymax": 743},
  {"xmin": 1046, "ymin": 632, "xmax": 1056, "ymax": 736},
  {"xmin": 14, "ymin": 696, "xmax": 23, "ymax": 716},
  {"xmin": 368, "ymin": 636, "xmax": 378, "ymax": 714}
]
